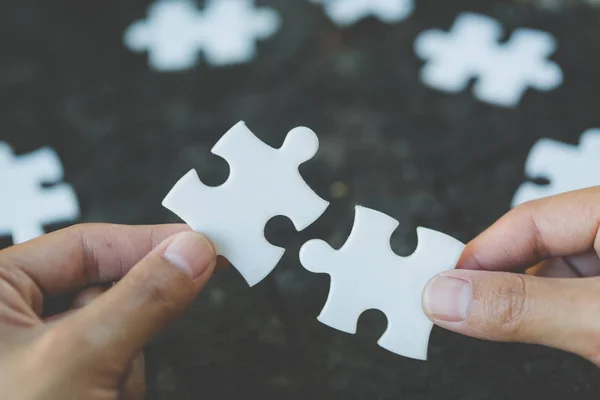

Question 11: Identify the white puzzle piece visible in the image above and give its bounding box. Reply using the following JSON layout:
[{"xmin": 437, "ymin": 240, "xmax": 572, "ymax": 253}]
[
  {"xmin": 0, "ymin": 142, "xmax": 79, "ymax": 244},
  {"xmin": 414, "ymin": 12, "xmax": 563, "ymax": 107},
  {"xmin": 512, "ymin": 129, "xmax": 600, "ymax": 207},
  {"xmin": 299, "ymin": 206, "xmax": 465, "ymax": 360},
  {"xmin": 309, "ymin": 0, "xmax": 414, "ymax": 26},
  {"xmin": 162, "ymin": 121, "xmax": 330, "ymax": 286},
  {"xmin": 124, "ymin": 0, "xmax": 281, "ymax": 71}
]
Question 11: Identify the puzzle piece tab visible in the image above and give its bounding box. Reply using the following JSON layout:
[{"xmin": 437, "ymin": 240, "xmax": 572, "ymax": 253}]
[
  {"xmin": 415, "ymin": 12, "xmax": 563, "ymax": 107},
  {"xmin": 163, "ymin": 121, "xmax": 329, "ymax": 286},
  {"xmin": 299, "ymin": 206, "xmax": 464, "ymax": 360},
  {"xmin": 124, "ymin": 0, "xmax": 281, "ymax": 71},
  {"xmin": 0, "ymin": 142, "xmax": 79, "ymax": 244},
  {"xmin": 310, "ymin": 0, "xmax": 414, "ymax": 26},
  {"xmin": 512, "ymin": 129, "xmax": 600, "ymax": 206}
]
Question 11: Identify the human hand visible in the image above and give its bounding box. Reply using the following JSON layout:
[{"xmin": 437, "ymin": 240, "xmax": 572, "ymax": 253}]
[
  {"xmin": 0, "ymin": 223, "xmax": 217, "ymax": 399},
  {"xmin": 422, "ymin": 186, "xmax": 600, "ymax": 366}
]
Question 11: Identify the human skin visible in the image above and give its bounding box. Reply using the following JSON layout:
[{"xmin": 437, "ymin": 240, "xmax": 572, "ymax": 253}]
[
  {"xmin": 1, "ymin": 188, "xmax": 600, "ymax": 400},
  {"xmin": 0, "ymin": 224, "xmax": 219, "ymax": 399},
  {"xmin": 423, "ymin": 186, "xmax": 600, "ymax": 366}
]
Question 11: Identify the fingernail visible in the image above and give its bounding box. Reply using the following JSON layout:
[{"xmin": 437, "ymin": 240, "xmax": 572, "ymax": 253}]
[
  {"xmin": 423, "ymin": 274, "xmax": 472, "ymax": 322},
  {"xmin": 163, "ymin": 232, "xmax": 216, "ymax": 279}
]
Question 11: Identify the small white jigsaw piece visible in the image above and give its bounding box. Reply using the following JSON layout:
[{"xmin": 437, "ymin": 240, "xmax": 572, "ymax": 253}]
[
  {"xmin": 309, "ymin": 0, "xmax": 414, "ymax": 26},
  {"xmin": 0, "ymin": 142, "xmax": 79, "ymax": 244},
  {"xmin": 299, "ymin": 206, "xmax": 464, "ymax": 360},
  {"xmin": 124, "ymin": 0, "xmax": 281, "ymax": 71},
  {"xmin": 512, "ymin": 129, "xmax": 600, "ymax": 207},
  {"xmin": 414, "ymin": 12, "xmax": 563, "ymax": 107},
  {"xmin": 163, "ymin": 121, "xmax": 330, "ymax": 286}
]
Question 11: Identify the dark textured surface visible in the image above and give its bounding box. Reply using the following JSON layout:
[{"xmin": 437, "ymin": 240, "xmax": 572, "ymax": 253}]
[{"xmin": 2, "ymin": 0, "xmax": 600, "ymax": 398}]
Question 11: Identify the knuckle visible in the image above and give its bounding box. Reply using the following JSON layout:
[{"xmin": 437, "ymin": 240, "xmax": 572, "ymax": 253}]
[
  {"xmin": 510, "ymin": 199, "xmax": 538, "ymax": 217},
  {"xmin": 0, "ymin": 263, "xmax": 42, "ymax": 316},
  {"xmin": 480, "ymin": 274, "xmax": 528, "ymax": 338}
]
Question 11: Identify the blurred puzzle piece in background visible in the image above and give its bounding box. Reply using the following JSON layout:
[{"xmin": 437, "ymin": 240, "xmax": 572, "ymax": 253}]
[
  {"xmin": 415, "ymin": 12, "xmax": 563, "ymax": 107},
  {"xmin": 124, "ymin": 0, "xmax": 281, "ymax": 71},
  {"xmin": 512, "ymin": 129, "xmax": 600, "ymax": 206},
  {"xmin": 309, "ymin": 0, "xmax": 414, "ymax": 26},
  {"xmin": 0, "ymin": 143, "xmax": 79, "ymax": 245}
]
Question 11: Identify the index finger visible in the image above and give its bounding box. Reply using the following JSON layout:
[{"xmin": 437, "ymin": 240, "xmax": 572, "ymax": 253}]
[
  {"xmin": 0, "ymin": 223, "xmax": 190, "ymax": 296},
  {"xmin": 458, "ymin": 186, "xmax": 600, "ymax": 271}
]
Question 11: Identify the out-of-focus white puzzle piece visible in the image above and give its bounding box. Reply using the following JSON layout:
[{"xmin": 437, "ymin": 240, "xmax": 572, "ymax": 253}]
[
  {"xmin": 512, "ymin": 129, "xmax": 600, "ymax": 207},
  {"xmin": 299, "ymin": 206, "xmax": 464, "ymax": 360},
  {"xmin": 162, "ymin": 121, "xmax": 330, "ymax": 286},
  {"xmin": 310, "ymin": 0, "xmax": 414, "ymax": 26},
  {"xmin": 0, "ymin": 143, "xmax": 79, "ymax": 245},
  {"xmin": 414, "ymin": 12, "xmax": 563, "ymax": 107},
  {"xmin": 124, "ymin": 0, "xmax": 281, "ymax": 71}
]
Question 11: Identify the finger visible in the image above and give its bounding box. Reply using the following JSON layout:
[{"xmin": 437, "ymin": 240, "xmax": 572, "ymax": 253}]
[
  {"xmin": 59, "ymin": 231, "xmax": 216, "ymax": 363},
  {"xmin": 0, "ymin": 223, "xmax": 190, "ymax": 296},
  {"xmin": 458, "ymin": 187, "xmax": 600, "ymax": 272},
  {"xmin": 43, "ymin": 286, "xmax": 109, "ymax": 324},
  {"xmin": 46, "ymin": 285, "xmax": 147, "ymax": 399},
  {"xmin": 0, "ymin": 262, "xmax": 43, "ymax": 319},
  {"xmin": 121, "ymin": 353, "xmax": 146, "ymax": 400},
  {"xmin": 531, "ymin": 252, "xmax": 600, "ymax": 278},
  {"xmin": 422, "ymin": 269, "xmax": 600, "ymax": 365},
  {"xmin": 563, "ymin": 251, "xmax": 600, "ymax": 277},
  {"xmin": 532, "ymin": 259, "xmax": 581, "ymax": 278},
  {"xmin": 70, "ymin": 285, "xmax": 111, "ymax": 309}
]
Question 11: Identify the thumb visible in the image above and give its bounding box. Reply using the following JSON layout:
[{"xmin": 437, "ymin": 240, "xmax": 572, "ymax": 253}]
[
  {"xmin": 422, "ymin": 270, "xmax": 600, "ymax": 365},
  {"xmin": 61, "ymin": 231, "xmax": 217, "ymax": 363}
]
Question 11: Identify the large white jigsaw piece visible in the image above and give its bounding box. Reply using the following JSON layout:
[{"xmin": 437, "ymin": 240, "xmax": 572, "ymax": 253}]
[
  {"xmin": 0, "ymin": 142, "xmax": 79, "ymax": 245},
  {"xmin": 124, "ymin": 0, "xmax": 281, "ymax": 71},
  {"xmin": 162, "ymin": 121, "xmax": 329, "ymax": 286},
  {"xmin": 414, "ymin": 12, "xmax": 563, "ymax": 107},
  {"xmin": 512, "ymin": 129, "xmax": 600, "ymax": 207},
  {"xmin": 299, "ymin": 206, "xmax": 464, "ymax": 360},
  {"xmin": 309, "ymin": 0, "xmax": 414, "ymax": 26}
]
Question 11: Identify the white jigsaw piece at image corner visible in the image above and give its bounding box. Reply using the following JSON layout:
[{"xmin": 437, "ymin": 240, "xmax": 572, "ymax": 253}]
[
  {"xmin": 0, "ymin": 142, "xmax": 79, "ymax": 245},
  {"xmin": 414, "ymin": 12, "xmax": 563, "ymax": 107},
  {"xmin": 162, "ymin": 121, "xmax": 330, "ymax": 287},
  {"xmin": 124, "ymin": 0, "xmax": 281, "ymax": 71},
  {"xmin": 512, "ymin": 129, "xmax": 600, "ymax": 207},
  {"xmin": 309, "ymin": 0, "xmax": 414, "ymax": 26},
  {"xmin": 299, "ymin": 206, "xmax": 465, "ymax": 360}
]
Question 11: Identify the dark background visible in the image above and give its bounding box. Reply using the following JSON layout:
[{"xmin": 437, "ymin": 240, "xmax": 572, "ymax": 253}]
[{"xmin": 2, "ymin": 0, "xmax": 600, "ymax": 398}]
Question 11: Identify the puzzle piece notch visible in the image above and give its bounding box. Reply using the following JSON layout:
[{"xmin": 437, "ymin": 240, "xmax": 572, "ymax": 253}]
[
  {"xmin": 0, "ymin": 143, "xmax": 79, "ymax": 244},
  {"xmin": 163, "ymin": 121, "xmax": 329, "ymax": 286},
  {"xmin": 299, "ymin": 206, "xmax": 465, "ymax": 360},
  {"xmin": 310, "ymin": 0, "xmax": 414, "ymax": 26},
  {"xmin": 512, "ymin": 129, "xmax": 600, "ymax": 207},
  {"xmin": 124, "ymin": 0, "xmax": 281, "ymax": 71},
  {"xmin": 415, "ymin": 12, "xmax": 563, "ymax": 107}
]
